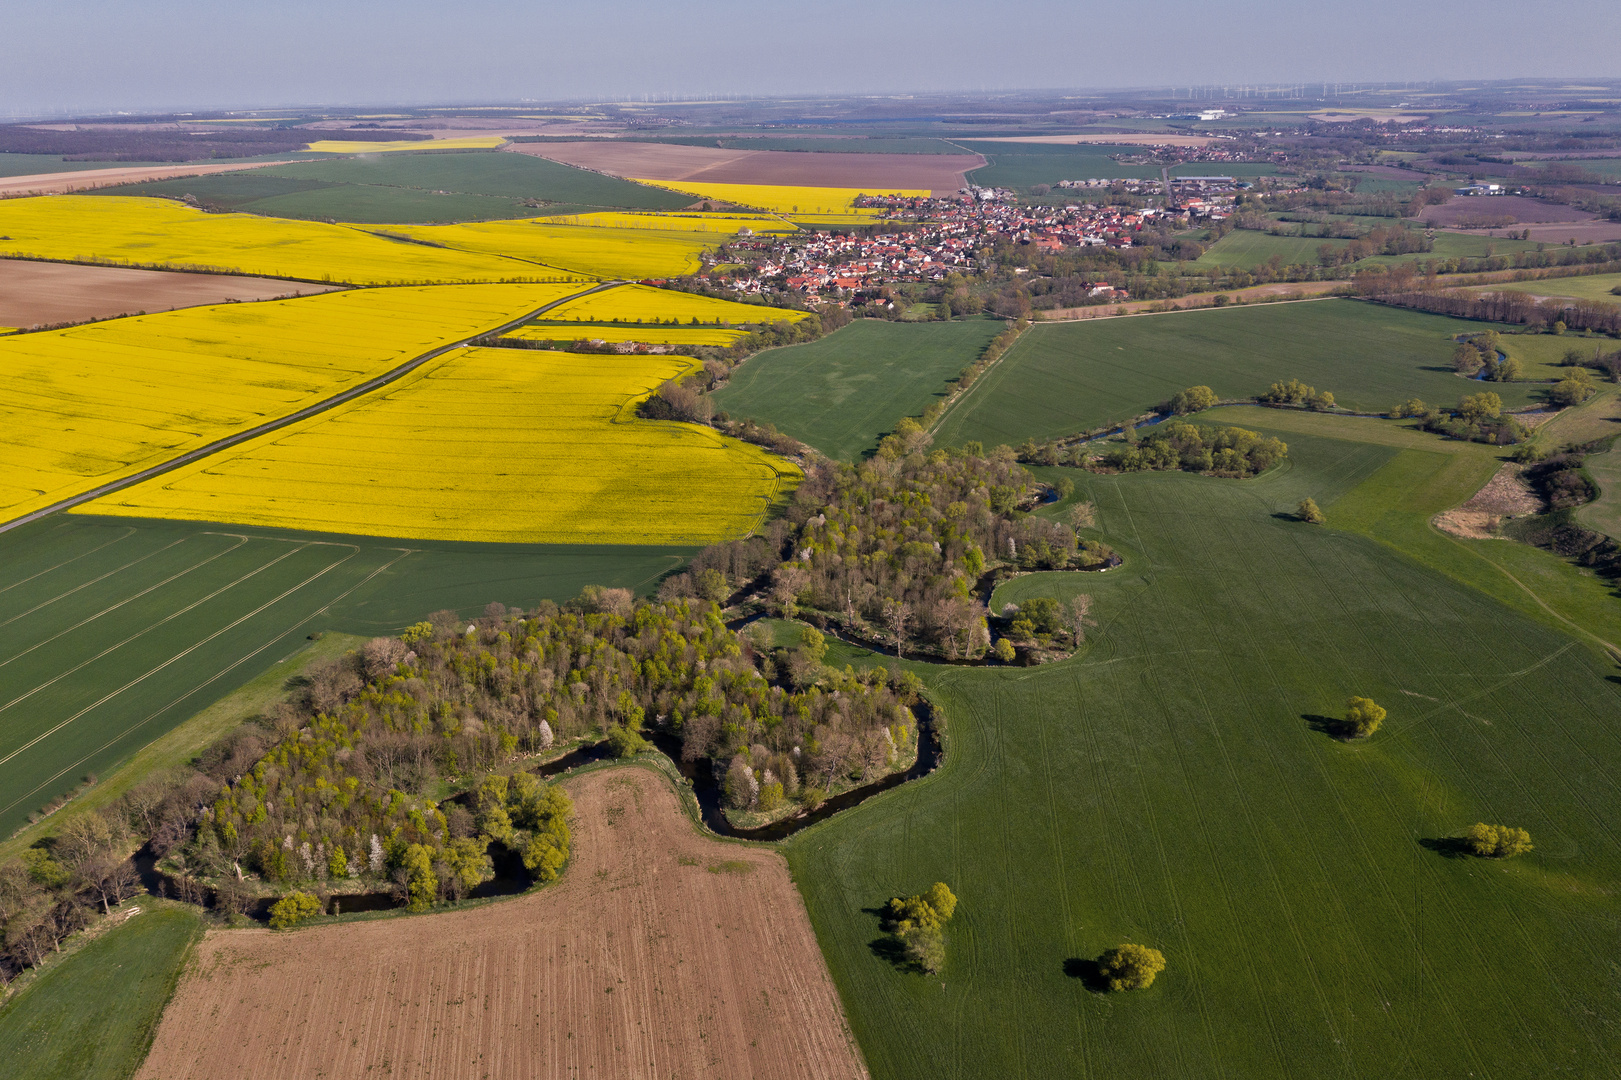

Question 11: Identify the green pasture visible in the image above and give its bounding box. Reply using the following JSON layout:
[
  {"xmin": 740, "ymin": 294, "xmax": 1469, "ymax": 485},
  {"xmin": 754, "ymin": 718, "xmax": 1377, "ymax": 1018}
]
[
  {"xmin": 958, "ymin": 143, "xmax": 1163, "ymax": 189},
  {"xmin": 713, "ymin": 318, "xmax": 1005, "ymax": 461},
  {"xmin": 0, "ymin": 514, "xmax": 693, "ymax": 835},
  {"xmin": 1493, "ymin": 272, "xmax": 1621, "ymax": 304},
  {"xmin": 1195, "ymin": 229, "xmax": 1548, "ymax": 271},
  {"xmin": 635, "ymin": 136, "xmax": 975, "ymax": 155},
  {"xmin": 0, "ymin": 905, "xmax": 201, "ymax": 1080},
  {"xmin": 931, "ymin": 300, "xmax": 1540, "ymax": 449},
  {"xmin": 1493, "ymin": 330, "xmax": 1615, "ymax": 379},
  {"xmin": 787, "ymin": 426, "xmax": 1621, "ymax": 1080},
  {"xmin": 88, "ymin": 151, "xmax": 691, "ymax": 223}
]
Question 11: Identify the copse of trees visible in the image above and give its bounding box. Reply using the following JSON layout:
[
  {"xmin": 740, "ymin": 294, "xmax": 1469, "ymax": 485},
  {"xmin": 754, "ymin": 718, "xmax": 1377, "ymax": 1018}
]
[
  {"xmin": 884, "ymin": 882, "xmax": 958, "ymax": 974},
  {"xmin": 1391, "ymin": 392, "xmax": 1528, "ymax": 445},
  {"xmin": 1466, "ymin": 823, "xmax": 1533, "ymax": 858},
  {"xmin": 1100, "ymin": 422, "xmax": 1288, "ymax": 478},
  {"xmin": 1168, "ymin": 385, "xmax": 1218, "ymax": 415},
  {"xmin": 1099, "ymin": 943, "xmax": 1167, "ymax": 991},
  {"xmin": 1258, "ymin": 378, "xmax": 1336, "ymax": 411},
  {"xmin": 663, "ymin": 446, "xmax": 1111, "ymax": 660}
]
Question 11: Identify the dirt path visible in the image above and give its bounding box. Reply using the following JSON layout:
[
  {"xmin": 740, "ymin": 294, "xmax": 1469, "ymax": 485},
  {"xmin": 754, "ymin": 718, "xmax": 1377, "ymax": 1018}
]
[{"xmin": 138, "ymin": 767, "xmax": 868, "ymax": 1080}]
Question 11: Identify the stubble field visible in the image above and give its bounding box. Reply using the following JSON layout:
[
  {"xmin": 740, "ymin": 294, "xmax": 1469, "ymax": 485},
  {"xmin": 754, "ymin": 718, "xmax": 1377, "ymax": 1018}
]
[{"xmin": 140, "ymin": 767, "xmax": 869, "ymax": 1080}]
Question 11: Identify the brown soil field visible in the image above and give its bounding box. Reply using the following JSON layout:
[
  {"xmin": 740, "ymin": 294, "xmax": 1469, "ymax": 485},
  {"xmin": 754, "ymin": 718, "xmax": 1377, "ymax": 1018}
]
[
  {"xmin": 968, "ymin": 133, "xmax": 1215, "ymax": 147},
  {"xmin": 1456, "ymin": 221, "xmax": 1621, "ymax": 244},
  {"xmin": 0, "ymin": 159, "xmax": 293, "ymax": 198},
  {"xmin": 511, "ymin": 142, "xmax": 984, "ymax": 194},
  {"xmin": 138, "ymin": 767, "xmax": 868, "ymax": 1080},
  {"xmin": 0, "ymin": 260, "xmax": 339, "ymax": 328},
  {"xmin": 1421, "ymin": 196, "xmax": 1595, "ymax": 227}
]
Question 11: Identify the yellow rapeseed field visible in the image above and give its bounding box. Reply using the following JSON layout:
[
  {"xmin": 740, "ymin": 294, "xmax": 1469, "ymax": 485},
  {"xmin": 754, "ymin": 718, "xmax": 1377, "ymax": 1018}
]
[
  {"xmin": 0, "ymin": 196, "xmax": 573, "ymax": 286},
  {"xmin": 305, "ymin": 137, "xmax": 508, "ymax": 153},
  {"xmin": 544, "ymin": 211, "xmax": 797, "ymax": 235},
  {"xmin": 506, "ymin": 324, "xmax": 751, "ymax": 347},
  {"xmin": 2, "ymin": 282, "xmax": 589, "ymax": 522},
  {"xmin": 540, "ymin": 284, "xmax": 808, "ymax": 326},
  {"xmin": 83, "ymin": 348, "xmax": 798, "ymax": 544},
  {"xmin": 628, "ymin": 181, "xmax": 926, "ymax": 216},
  {"xmin": 387, "ymin": 219, "xmax": 718, "ymax": 280}
]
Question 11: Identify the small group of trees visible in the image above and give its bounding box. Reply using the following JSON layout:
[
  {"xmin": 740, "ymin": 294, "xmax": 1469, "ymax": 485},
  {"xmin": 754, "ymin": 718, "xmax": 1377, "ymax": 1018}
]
[
  {"xmin": 1258, "ymin": 378, "xmax": 1336, "ymax": 412},
  {"xmin": 1167, "ymin": 385, "xmax": 1219, "ymax": 415},
  {"xmin": 1392, "ymin": 391, "xmax": 1528, "ymax": 445},
  {"xmin": 1099, "ymin": 943, "xmax": 1167, "ymax": 991},
  {"xmin": 1465, "ymin": 823, "xmax": 1533, "ymax": 859},
  {"xmin": 1342, "ymin": 696, "xmax": 1387, "ymax": 739},
  {"xmin": 1100, "ymin": 422, "xmax": 1288, "ymax": 478},
  {"xmin": 1547, "ymin": 366, "xmax": 1599, "ymax": 407},
  {"xmin": 1001, "ymin": 594, "xmax": 1096, "ymax": 651},
  {"xmin": 1451, "ymin": 331, "xmax": 1521, "ymax": 382},
  {"xmin": 884, "ymin": 882, "xmax": 958, "ymax": 974}
]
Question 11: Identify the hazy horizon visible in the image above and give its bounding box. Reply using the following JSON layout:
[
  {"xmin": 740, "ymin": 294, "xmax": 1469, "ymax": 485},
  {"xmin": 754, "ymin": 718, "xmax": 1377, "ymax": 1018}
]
[{"xmin": 6, "ymin": 0, "xmax": 1621, "ymax": 117}]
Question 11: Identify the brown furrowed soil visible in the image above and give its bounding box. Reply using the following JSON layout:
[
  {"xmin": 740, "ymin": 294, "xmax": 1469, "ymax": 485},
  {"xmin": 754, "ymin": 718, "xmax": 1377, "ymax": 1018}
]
[
  {"xmin": 1420, "ymin": 195, "xmax": 1595, "ymax": 227},
  {"xmin": 0, "ymin": 259, "xmax": 338, "ymax": 328},
  {"xmin": 512, "ymin": 141, "xmax": 983, "ymax": 194},
  {"xmin": 138, "ymin": 767, "xmax": 868, "ymax": 1080},
  {"xmin": 0, "ymin": 159, "xmax": 292, "ymax": 197}
]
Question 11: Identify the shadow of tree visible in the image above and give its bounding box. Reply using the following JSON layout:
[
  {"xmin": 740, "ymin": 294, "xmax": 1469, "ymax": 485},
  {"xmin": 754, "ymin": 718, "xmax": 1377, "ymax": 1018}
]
[
  {"xmin": 1420, "ymin": 836, "xmax": 1476, "ymax": 859},
  {"xmin": 864, "ymin": 903, "xmax": 926, "ymax": 974},
  {"xmin": 1062, "ymin": 957, "xmax": 1112, "ymax": 993},
  {"xmin": 1304, "ymin": 713, "xmax": 1352, "ymax": 740}
]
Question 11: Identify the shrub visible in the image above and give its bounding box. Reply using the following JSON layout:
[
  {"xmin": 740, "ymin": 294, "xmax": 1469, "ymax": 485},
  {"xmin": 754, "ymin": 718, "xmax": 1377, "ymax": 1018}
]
[
  {"xmin": 1099, "ymin": 943, "xmax": 1166, "ymax": 990},
  {"xmin": 886, "ymin": 881, "xmax": 957, "ymax": 933},
  {"xmin": 900, "ymin": 925, "xmax": 946, "ymax": 973},
  {"xmin": 1297, "ymin": 498, "xmax": 1326, "ymax": 524},
  {"xmin": 1343, "ymin": 696, "xmax": 1386, "ymax": 738},
  {"xmin": 605, "ymin": 724, "xmax": 648, "ymax": 758},
  {"xmin": 993, "ymin": 638, "xmax": 1017, "ymax": 663},
  {"xmin": 268, "ymin": 890, "xmax": 322, "ymax": 930},
  {"xmin": 1466, "ymin": 823, "xmax": 1533, "ymax": 858}
]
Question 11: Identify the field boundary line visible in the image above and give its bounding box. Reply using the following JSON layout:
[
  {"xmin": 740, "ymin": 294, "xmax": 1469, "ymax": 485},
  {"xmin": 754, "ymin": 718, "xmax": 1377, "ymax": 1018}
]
[
  {"xmin": 0, "ymin": 526, "xmax": 136, "ymax": 598},
  {"xmin": 0, "ymin": 549, "xmax": 359, "ymax": 771},
  {"xmin": 0, "ymin": 544, "xmax": 310, "ymax": 720},
  {"xmin": 924, "ymin": 319, "xmax": 1028, "ymax": 439},
  {"xmin": 1036, "ymin": 293, "xmax": 1341, "ymax": 326},
  {"xmin": 0, "ymin": 280, "xmax": 626, "ymax": 535},
  {"xmin": 0, "ymin": 547, "xmax": 412, "ymax": 824},
  {"xmin": 0, "ymin": 535, "xmax": 250, "ymax": 670}
]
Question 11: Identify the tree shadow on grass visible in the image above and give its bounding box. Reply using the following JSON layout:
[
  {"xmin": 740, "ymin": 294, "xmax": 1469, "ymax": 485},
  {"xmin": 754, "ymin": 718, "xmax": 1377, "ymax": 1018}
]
[
  {"xmin": 1062, "ymin": 957, "xmax": 1112, "ymax": 993},
  {"xmin": 1304, "ymin": 713, "xmax": 1353, "ymax": 740},
  {"xmin": 1420, "ymin": 836, "xmax": 1476, "ymax": 859},
  {"xmin": 864, "ymin": 904, "xmax": 922, "ymax": 974}
]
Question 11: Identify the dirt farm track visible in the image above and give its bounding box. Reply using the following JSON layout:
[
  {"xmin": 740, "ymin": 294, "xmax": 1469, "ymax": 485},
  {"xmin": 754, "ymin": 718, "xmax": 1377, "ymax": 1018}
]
[{"xmin": 139, "ymin": 767, "xmax": 868, "ymax": 1080}]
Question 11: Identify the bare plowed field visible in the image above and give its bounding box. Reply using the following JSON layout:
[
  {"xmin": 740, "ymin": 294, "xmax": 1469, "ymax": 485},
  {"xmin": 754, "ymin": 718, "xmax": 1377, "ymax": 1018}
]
[
  {"xmin": 0, "ymin": 259, "xmax": 337, "ymax": 328},
  {"xmin": 513, "ymin": 141, "xmax": 982, "ymax": 194},
  {"xmin": 139, "ymin": 767, "xmax": 868, "ymax": 1080},
  {"xmin": 0, "ymin": 159, "xmax": 291, "ymax": 197},
  {"xmin": 1420, "ymin": 195, "xmax": 1594, "ymax": 227}
]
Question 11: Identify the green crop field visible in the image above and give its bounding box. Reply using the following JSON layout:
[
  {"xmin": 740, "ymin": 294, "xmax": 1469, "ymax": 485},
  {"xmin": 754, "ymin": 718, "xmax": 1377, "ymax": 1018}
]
[
  {"xmin": 1494, "ymin": 271, "xmax": 1621, "ymax": 304},
  {"xmin": 0, "ymin": 155, "xmax": 173, "ymax": 178},
  {"xmin": 89, "ymin": 151, "xmax": 693, "ymax": 223},
  {"xmin": 786, "ymin": 425, "xmax": 1621, "ymax": 1080},
  {"xmin": 713, "ymin": 318, "xmax": 1006, "ymax": 461},
  {"xmin": 1195, "ymin": 229, "xmax": 1547, "ymax": 271},
  {"xmin": 0, "ymin": 514, "xmax": 695, "ymax": 834},
  {"xmin": 958, "ymin": 142, "xmax": 1163, "ymax": 189},
  {"xmin": 632, "ymin": 136, "xmax": 976, "ymax": 155},
  {"xmin": 931, "ymin": 300, "xmax": 1540, "ymax": 449},
  {"xmin": 0, "ymin": 906, "xmax": 201, "ymax": 1080}
]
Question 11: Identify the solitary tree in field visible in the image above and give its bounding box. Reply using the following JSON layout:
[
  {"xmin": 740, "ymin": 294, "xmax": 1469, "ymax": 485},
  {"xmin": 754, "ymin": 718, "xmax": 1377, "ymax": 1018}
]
[
  {"xmin": 1343, "ymin": 696, "xmax": 1386, "ymax": 739},
  {"xmin": 1067, "ymin": 594, "xmax": 1096, "ymax": 645},
  {"xmin": 886, "ymin": 882, "xmax": 958, "ymax": 975},
  {"xmin": 1466, "ymin": 823, "xmax": 1533, "ymax": 858},
  {"xmin": 1099, "ymin": 943, "xmax": 1166, "ymax": 991},
  {"xmin": 1297, "ymin": 498, "xmax": 1326, "ymax": 525}
]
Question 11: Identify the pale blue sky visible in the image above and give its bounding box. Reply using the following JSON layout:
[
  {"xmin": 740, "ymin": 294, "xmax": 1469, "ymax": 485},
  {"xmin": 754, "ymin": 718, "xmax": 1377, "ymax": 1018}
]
[{"xmin": 5, "ymin": 0, "xmax": 1620, "ymax": 116}]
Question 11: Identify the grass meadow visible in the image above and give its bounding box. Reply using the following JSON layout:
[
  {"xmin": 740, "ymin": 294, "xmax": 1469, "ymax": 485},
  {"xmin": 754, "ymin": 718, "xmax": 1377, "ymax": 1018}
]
[
  {"xmin": 931, "ymin": 300, "xmax": 1541, "ymax": 449},
  {"xmin": 0, "ymin": 905, "xmax": 201, "ymax": 1080},
  {"xmin": 786, "ymin": 425, "xmax": 1621, "ymax": 1080},
  {"xmin": 956, "ymin": 142, "xmax": 1164, "ymax": 188},
  {"xmin": 1194, "ymin": 229, "xmax": 1547, "ymax": 271},
  {"xmin": 1493, "ymin": 272, "xmax": 1621, "ymax": 304},
  {"xmin": 713, "ymin": 318, "xmax": 1006, "ymax": 460}
]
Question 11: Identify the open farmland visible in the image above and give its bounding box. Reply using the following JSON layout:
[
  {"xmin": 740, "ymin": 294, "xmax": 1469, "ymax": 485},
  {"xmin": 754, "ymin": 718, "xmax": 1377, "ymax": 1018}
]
[
  {"xmin": 537, "ymin": 282, "xmax": 807, "ymax": 326},
  {"xmin": 956, "ymin": 141, "xmax": 1164, "ymax": 188},
  {"xmin": 1488, "ymin": 272, "xmax": 1621, "ymax": 304},
  {"xmin": 304, "ymin": 137, "xmax": 507, "ymax": 153},
  {"xmin": 0, "ymin": 259, "xmax": 338, "ymax": 329},
  {"xmin": 787, "ymin": 427, "xmax": 1621, "ymax": 1080},
  {"xmin": 509, "ymin": 324, "xmax": 752, "ymax": 346},
  {"xmin": 713, "ymin": 318, "xmax": 1006, "ymax": 460},
  {"xmin": 1192, "ymin": 228, "xmax": 1549, "ymax": 271},
  {"xmin": 0, "ymin": 906, "xmax": 202, "ymax": 1080},
  {"xmin": 389, "ymin": 218, "xmax": 720, "ymax": 279},
  {"xmin": 515, "ymin": 139, "xmax": 982, "ymax": 193},
  {"xmin": 0, "ymin": 161, "xmax": 297, "ymax": 199},
  {"xmin": 83, "ymin": 347, "xmax": 799, "ymax": 544},
  {"xmin": 139, "ymin": 767, "xmax": 868, "ymax": 1080},
  {"xmin": 546, "ymin": 210, "xmax": 797, "ymax": 233},
  {"xmin": 932, "ymin": 300, "xmax": 1541, "ymax": 448},
  {"xmin": 629, "ymin": 180, "xmax": 920, "ymax": 216},
  {"xmin": 0, "ymin": 281, "xmax": 588, "ymax": 523},
  {"xmin": 97, "ymin": 151, "xmax": 697, "ymax": 224},
  {"xmin": 0, "ymin": 196, "xmax": 578, "ymax": 285}
]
